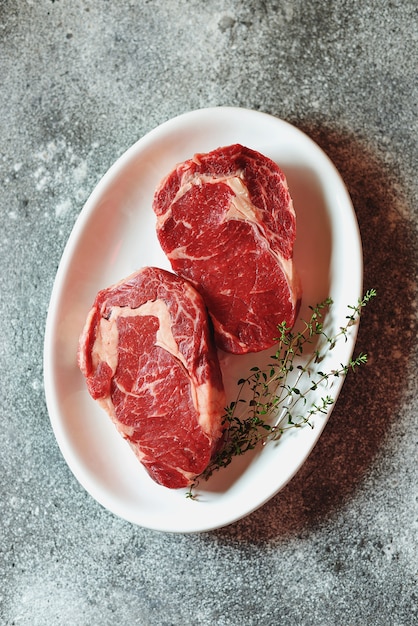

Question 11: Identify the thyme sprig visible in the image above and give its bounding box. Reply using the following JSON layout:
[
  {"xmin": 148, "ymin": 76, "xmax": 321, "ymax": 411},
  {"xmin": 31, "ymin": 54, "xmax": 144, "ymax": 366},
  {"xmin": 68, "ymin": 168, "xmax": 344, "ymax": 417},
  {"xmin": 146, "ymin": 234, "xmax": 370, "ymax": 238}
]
[{"xmin": 186, "ymin": 289, "xmax": 376, "ymax": 499}]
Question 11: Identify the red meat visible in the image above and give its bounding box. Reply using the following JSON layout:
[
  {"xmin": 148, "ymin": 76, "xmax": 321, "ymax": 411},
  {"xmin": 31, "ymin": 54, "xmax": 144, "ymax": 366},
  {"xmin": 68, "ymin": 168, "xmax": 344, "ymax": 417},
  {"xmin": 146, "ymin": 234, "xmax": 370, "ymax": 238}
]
[
  {"xmin": 153, "ymin": 144, "xmax": 301, "ymax": 354},
  {"xmin": 78, "ymin": 267, "xmax": 225, "ymax": 489}
]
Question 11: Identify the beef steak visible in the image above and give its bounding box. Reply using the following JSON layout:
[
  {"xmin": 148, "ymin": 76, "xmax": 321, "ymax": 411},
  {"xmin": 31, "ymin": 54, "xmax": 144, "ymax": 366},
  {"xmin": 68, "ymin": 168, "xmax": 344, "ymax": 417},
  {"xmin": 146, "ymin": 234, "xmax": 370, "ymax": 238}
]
[
  {"xmin": 153, "ymin": 144, "xmax": 301, "ymax": 354},
  {"xmin": 78, "ymin": 267, "xmax": 225, "ymax": 489}
]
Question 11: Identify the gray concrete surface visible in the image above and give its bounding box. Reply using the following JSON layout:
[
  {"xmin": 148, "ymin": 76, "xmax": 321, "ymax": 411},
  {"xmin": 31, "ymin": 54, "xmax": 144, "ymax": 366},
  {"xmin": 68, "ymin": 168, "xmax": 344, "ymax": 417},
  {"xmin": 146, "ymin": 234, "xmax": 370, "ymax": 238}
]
[{"xmin": 1, "ymin": 1, "xmax": 417, "ymax": 625}]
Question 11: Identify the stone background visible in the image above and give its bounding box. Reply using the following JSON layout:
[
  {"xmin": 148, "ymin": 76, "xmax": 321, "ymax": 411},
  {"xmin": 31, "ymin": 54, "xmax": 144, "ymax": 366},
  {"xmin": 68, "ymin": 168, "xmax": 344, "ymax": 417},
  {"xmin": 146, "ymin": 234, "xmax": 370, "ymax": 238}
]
[{"xmin": 1, "ymin": 1, "xmax": 417, "ymax": 625}]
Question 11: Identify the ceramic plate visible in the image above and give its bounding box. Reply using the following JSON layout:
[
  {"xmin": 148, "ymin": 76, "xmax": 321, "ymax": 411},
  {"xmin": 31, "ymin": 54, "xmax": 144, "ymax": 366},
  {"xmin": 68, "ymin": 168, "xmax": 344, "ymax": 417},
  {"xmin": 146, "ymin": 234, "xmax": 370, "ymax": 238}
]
[{"xmin": 43, "ymin": 107, "xmax": 362, "ymax": 532}]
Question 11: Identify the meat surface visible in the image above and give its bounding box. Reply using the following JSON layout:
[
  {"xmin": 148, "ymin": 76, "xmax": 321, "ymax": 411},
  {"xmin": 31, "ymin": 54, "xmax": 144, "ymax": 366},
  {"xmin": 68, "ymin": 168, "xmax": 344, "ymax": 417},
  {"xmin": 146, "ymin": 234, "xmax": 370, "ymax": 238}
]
[
  {"xmin": 153, "ymin": 144, "xmax": 301, "ymax": 354},
  {"xmin": 78, "ymin": 267, "xmax": 225, "ymax": 489}
]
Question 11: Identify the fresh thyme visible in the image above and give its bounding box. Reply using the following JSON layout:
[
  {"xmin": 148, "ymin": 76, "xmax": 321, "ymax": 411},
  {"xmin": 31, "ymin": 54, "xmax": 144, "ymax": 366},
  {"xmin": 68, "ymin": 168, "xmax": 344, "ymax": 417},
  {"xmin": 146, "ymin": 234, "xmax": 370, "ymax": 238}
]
[{"xmin": 186, "ymin": 289, "xmax": 376, "ymax": 499}]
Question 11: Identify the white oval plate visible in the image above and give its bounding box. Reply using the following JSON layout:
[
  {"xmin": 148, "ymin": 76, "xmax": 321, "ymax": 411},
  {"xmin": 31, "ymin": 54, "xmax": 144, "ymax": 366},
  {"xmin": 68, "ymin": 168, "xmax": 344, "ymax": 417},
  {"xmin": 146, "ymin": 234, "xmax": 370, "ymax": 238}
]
[{"xmin": 43, "ymin": 107, "xmax": 362, "ymax": 533}]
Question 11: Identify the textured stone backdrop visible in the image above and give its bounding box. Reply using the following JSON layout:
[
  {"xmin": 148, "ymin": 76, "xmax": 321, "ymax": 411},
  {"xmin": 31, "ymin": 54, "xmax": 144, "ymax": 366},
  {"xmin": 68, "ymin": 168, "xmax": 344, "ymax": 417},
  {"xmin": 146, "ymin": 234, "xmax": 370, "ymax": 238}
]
[{"xmin": 1, "ymin": 2, "xmax": 417, "ymax": 625}]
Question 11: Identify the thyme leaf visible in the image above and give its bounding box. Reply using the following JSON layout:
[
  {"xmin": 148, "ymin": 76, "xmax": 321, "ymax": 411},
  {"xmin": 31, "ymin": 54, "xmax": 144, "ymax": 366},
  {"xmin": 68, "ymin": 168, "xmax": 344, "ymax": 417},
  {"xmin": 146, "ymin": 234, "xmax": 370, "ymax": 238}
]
[{"xmin": 186, "ymin": 289, "xmax": 376, "ymax": 499}]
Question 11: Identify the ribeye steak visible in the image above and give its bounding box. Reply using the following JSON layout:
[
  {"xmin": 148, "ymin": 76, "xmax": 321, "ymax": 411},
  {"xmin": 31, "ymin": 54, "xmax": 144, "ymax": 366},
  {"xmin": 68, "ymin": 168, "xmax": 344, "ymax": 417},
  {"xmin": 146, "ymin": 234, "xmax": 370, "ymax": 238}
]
[
  {"xmin": 78, "ymin": 267, "xmax": 225, "ymax": 489},
  {"xmin": 153, "ymin": 144, "xmax": 301, "ymax": 354}
]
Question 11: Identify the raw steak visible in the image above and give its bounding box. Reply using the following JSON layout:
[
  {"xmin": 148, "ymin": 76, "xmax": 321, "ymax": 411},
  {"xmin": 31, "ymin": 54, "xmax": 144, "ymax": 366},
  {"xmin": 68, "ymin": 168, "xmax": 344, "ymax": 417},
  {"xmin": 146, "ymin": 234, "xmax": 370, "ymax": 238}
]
[
  {"xmin": 77, "ymin": 267, "xmax": 225, "ymax": 489},
  {"xmin": 153, "ymin": 144, "xmax": 301, "ymax": 354}
]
